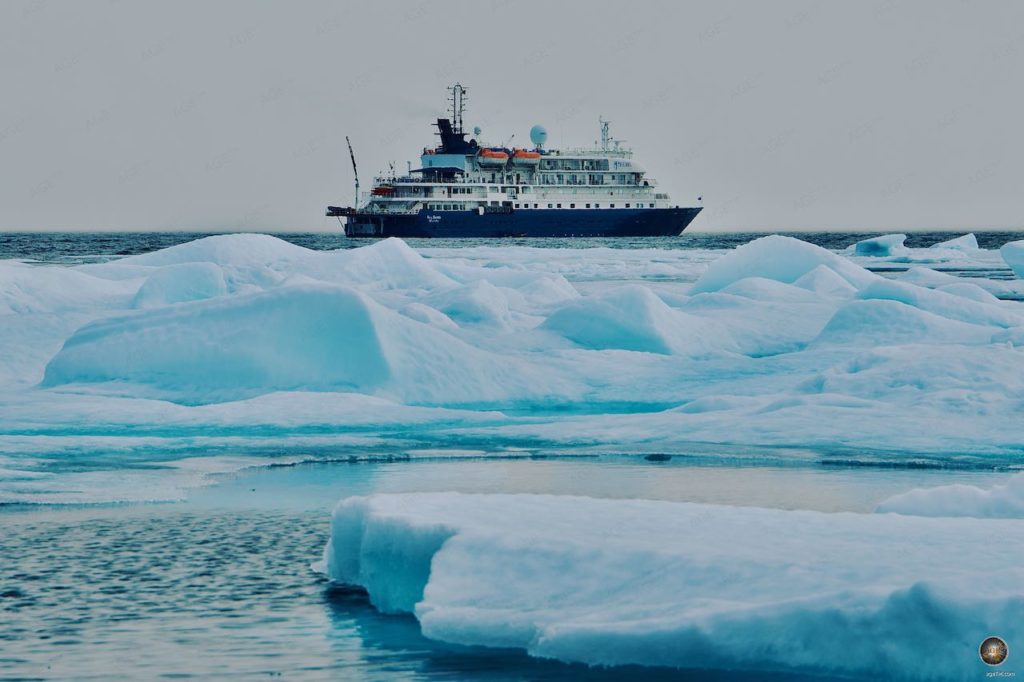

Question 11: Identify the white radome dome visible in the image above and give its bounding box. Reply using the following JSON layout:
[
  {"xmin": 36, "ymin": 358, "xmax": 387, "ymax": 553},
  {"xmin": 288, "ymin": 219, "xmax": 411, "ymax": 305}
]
[{"xmin": 530, "ymin": 125, "xmax": 547, "ymax": 147}]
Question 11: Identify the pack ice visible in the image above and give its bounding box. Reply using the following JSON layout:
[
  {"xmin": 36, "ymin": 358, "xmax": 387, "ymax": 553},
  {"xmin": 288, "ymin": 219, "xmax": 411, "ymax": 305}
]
[
  {"xmin": 1, "ymin": 232, "xmax": 1023, "ymax": 501},
  {"xmin": 319, "ymin": 492, "xmax": 1023, "ymax": 680}
]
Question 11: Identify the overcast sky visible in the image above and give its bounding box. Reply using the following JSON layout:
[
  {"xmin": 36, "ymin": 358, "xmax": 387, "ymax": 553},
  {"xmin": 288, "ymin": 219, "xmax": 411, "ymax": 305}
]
[{"xmin": 2, "ymin": 0, "xmax": 1022, "ymax": 232}]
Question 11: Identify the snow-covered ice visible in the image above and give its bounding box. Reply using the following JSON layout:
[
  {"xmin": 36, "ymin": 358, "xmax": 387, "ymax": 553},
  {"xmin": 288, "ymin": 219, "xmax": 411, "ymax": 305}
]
[
  {"xmin": 877, "ymin": 472, "xmax": 1024, "ymax": 518},
  {"xmin": 2, "ymin": 232, "xmax": 1024, "ymax": 502},
  {"xmin": 318, "ymin": 491, "xmax": 1023, "ymax": 680}
]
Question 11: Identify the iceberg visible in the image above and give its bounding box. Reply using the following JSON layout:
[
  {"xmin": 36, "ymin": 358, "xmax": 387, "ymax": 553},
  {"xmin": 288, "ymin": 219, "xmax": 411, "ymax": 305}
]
[
  {"xmin": 319, "ymin": 492, "xmax": 1024, "ymax": 680},
  {"xmin": 845, "ymin": 233, "xmax": 1003, "ymax": 271},
  {"xmin": 930, "ymin": 233, "xmax": 979, "ymax": 251},
  {"xmin": 852, "ymin": 233, "xmax": 908, "ymax": 257},
  {"xmin": 1002, "ymin": 240, "xmax": 1024, "ymax": 278}
]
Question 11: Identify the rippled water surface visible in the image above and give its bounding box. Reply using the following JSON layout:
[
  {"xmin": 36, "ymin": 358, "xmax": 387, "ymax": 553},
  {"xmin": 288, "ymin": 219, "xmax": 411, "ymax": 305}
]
[
  {"xmin": 2, "ymin": 230, "xmax": 1022, "ymax": 264},
  {"xmin": 1, "ymin": 457, "xmax": 1007, "ymax": 681}
]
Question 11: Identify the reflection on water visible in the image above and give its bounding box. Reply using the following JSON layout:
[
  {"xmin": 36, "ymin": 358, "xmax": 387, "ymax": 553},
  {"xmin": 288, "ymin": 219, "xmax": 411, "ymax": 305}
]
[
  {"xmin": 0, "ymin": 507, "xmax": 842, "ymax": 681},
  {"xmin": 2, "ymin": 457, "xmax": 1007, "ymax": 680},
  {"xmin": 188, "ymin": 455, "xmax": 1010, "ymax": 513}
]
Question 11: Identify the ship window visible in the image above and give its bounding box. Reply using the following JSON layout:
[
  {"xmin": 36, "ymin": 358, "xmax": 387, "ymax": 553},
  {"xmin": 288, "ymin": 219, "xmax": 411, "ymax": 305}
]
[
  {"xmin": 489, "ymin": 186, "xmax": 498, "ymax": 193},
  {"xmin": 514, "ymin": 203, "xmax": 520, "ymax": 208},
  {"xmin": 534, "ymin": 203, "xmax": 538, "ymax": 208},
  {"xmin": 586, "ymin": 204, "xmax": 591, "ymax": 208},
  {"xmin": 610, "ymin": 203, "xmax": 615, "ymax": 208},
  {"xmin": 547, "ymin": 203, "xmax": 553, "ymax": 208},
  {"xmin": 570, "ymin": 203, "xmax": 575, "ymax": 209},
  {"xmin": 625, "ymin": 203, "xmax": 631, "ymax": 208},
  {"xmin": 650, "ymin": 203, "xmax": 655, "ymax": 208},
  {"xmin": 594, "ymin": 203, "xmax": 599, "ymax": 208},
  {"xmin": 557, "ymin": 203, "xmax": 562, "ymax": 208}
]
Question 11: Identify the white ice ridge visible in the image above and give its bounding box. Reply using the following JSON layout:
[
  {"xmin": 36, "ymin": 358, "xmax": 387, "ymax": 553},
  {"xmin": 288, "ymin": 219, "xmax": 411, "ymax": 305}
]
[
  {"xmin": 3, "ymin": 232, "xmax": 1024, "ymax": 501},
  {"xmin": 877, "ymin": 472, "xmax": 1024, "ymax": 518},
  {"xmin": 319, "ymin": 492, "xmax": 1024, "ymax": 680}
]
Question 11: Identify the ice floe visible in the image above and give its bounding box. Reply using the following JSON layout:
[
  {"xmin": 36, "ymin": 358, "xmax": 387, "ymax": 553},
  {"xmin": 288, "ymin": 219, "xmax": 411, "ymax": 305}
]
[
  {"xmin": 877, "ymin": 472, "xmax": 1024, "ymax": 518},
  {"xmin": 1002, "ymin": 239, "xmax": 1024, "ymax": 277},
  {"xmin": 3, "ymin": 232, "xmax": 1024, "ymax": 501},
  {"xmin": 853, "ymin": 233, "xmax": 908, "ymax": 257},
  {"xmin": 319, "ymin": 492, "xmax": 1024, "ymax": 679}
]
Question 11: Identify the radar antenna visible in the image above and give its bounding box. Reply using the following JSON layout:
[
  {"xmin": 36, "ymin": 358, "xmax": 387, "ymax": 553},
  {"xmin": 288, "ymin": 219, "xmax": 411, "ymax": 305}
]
[
  {"xmin": 346, "ymin": 136, "xmax": 359, "ymax": 207},
  {"xmin": 448, "ymin": 83, "xmax": 468, "ymax": 135},
  {"xmin": 599, "ymin": 117, "xmax": 611, "ymax": 150}
]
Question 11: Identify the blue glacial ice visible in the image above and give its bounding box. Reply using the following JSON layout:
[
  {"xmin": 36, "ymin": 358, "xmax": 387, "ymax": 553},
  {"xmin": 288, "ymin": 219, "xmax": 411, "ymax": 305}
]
[
  {"xmin": 318, "ymin": 491, "xmax": 1024, "ymax": 680},
  {"xmin": 2, "ymin": 232, "xmax": 1024, "ymax": 501},
  {"xmin": 1002, "ymin": 239, "xmax": 1024, "ymax": 278},
  {"xmin": 852, "ymin": 233, "xmax": 908, "ymax": 257}
]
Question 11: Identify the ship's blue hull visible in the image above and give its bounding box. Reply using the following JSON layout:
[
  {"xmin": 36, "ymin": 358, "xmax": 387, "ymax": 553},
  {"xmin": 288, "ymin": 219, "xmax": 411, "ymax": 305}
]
[{"xmin": 344, "ymin": 207, "xmax": 702, "ymax": 238}]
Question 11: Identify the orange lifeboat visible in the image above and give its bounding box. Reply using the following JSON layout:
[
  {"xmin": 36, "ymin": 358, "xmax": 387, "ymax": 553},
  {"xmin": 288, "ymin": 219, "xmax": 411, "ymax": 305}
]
[
  {"xmin": 477, "ymin": 148, "xmax": 509, "ymax": 167},
  {"xmin": 511, "ymin": 149, "xmax": 541, "ymax": 167}
]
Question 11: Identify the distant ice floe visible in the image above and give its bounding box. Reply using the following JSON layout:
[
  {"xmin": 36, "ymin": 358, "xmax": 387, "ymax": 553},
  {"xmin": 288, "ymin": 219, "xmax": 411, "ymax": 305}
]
[
  {"xmin": 843, "ymin": 232, "xmax": 1011, "ymax": 275},
  {"xmin": 853, "ymin": 233, "xmax": 908, "ymax": 257},
  {"xmin": 318, "ymin": 492, "xmax": 1024, "ymax": 679},
  {"xmin": 1002, "ymin": 239, "xmax": 1024, "ymax": 277},
  {"xmin": 2, "ymin": 232, "xmax": 1024, "ymax": 502}
]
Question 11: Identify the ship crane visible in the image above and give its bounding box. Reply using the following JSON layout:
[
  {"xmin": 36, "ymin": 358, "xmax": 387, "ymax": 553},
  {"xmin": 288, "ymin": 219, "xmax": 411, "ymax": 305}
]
[{"xmin": 346, "ymin": 136, "xmax": 359, "ymax": 208}]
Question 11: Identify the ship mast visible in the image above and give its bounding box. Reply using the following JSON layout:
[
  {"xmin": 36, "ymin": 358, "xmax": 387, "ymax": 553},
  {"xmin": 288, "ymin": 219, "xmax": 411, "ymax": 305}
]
[
  {"xmin": 448, "ymin": 83, "xmax": 467, "ymax": 135},
  {"xmin": 345, "ymin": 135, "xmax": 359, "ymax": 207}
]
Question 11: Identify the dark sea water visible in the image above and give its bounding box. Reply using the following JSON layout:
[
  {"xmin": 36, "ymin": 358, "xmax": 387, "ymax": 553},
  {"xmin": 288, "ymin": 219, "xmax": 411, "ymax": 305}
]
[{"xmin": 1, "ymin": 230, "xmax": 1020, "ymax": 264}]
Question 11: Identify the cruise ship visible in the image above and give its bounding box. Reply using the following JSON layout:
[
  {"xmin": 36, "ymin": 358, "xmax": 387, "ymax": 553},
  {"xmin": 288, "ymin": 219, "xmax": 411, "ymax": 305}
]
[{"xmin": 326, "ymin": 85, "xmax": 702, "ymax": 238}]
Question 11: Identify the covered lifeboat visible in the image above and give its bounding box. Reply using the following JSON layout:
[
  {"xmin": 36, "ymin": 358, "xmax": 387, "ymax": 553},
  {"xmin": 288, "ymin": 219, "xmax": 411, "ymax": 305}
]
[
  {"xmin": 511, "ymin": 149, "xmax": 541, "ymax": 167},
  {"xmin": 477, "ymin": 148, "xmax": 509, "ymax": 167}
]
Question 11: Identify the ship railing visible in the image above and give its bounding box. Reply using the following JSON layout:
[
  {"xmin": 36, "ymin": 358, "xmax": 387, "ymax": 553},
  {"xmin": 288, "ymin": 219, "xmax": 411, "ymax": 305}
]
[
  {"xmin": 356, "ymin": 206, "xmax": 420, "ymax": 216},
  {"xmin": 547, "ymin": 147, "xmax": 633, "ymax": 158}
]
